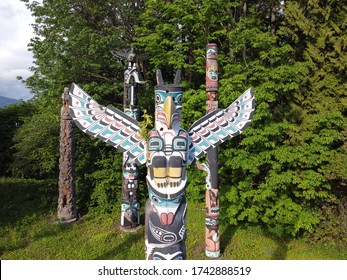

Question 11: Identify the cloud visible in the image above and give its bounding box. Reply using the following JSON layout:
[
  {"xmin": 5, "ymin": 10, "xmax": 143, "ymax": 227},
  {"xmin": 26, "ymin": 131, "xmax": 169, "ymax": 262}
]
[{"xmin": 0, "ymin": 0, "xmax": 35, "ymax": 100}]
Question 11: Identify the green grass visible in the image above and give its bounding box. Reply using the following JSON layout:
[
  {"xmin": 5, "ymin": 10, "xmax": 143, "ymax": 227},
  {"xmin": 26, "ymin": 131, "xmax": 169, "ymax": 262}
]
[{"xmin": 1, "ymin": 178, "xmax": 346, "ymax": 260}]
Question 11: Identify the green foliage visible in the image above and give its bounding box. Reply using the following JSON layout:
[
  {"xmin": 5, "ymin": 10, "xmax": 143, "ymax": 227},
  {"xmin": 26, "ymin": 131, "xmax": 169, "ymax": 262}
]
[
  {"xmin": 6, "ymin": 0, "xmax": 345, "ymax": 242},
  {"xmin": 311, "ymin": 196, "xmax": 347, "ymax": 245},
  {"xmin": 87, "ymin": 146, "xmax": 123, "ymax": 213},
  {"xmin": 0, "ymin": 102, "xmax": 35, "ymax": 176},
  {"xmin": 11, "ymin": 93, "xmax": 61, "ymax": 179},
  {"xmin": 138, "ymin": 109, "xmax": 153, "ymax": 141}
]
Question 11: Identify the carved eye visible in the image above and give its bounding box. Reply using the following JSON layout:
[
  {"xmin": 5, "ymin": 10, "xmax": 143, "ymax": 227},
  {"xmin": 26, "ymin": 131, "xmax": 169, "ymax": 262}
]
[
  {"xmin": 155, "ymin": 94, "xmax": 162, "ymax": 104},
  {"xmin": 173, "ymin": 139, "xmax": 187, "ymax": 150},
  {"xmin": 176, "ymin": 94, "xmax": 182, "ymax": 105},
  {"xmin": 149, "ymin": 138, "xmax": 163, "ymax": 151},
  {"xmin": 152, "ymin": 195, "xmax": 159, "ymax": 203}
]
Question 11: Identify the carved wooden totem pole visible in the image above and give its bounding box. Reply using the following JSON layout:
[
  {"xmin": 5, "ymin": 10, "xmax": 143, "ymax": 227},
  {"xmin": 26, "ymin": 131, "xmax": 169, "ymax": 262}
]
[
  {"xmin": 198, "ymin": 43, "xmax": 221, "ymax": 258},
  {"xmin": 68, "ymin": 50, "xmax": 254, "ymax": 259},
  {"xmin": 57, "ymin": 87, "xmax": 77, "ymax": 221},
  {"xmin": 144, "ymin": 69, "xmax": 187, "ymax": 259},
  {"xmin": 111, "ymin": 47, "xmax": 146, "ymax": 229}
]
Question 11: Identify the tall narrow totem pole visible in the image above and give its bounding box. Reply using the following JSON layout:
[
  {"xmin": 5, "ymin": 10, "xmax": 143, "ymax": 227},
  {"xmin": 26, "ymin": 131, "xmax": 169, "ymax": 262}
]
[
  {"xmin": 68, "ymin": 53, "xmax": 254, "ymax": 259},
  {"xmin": 57, "ymin": 88, "xmax": 77, "ymax": 221},
  {"xmin": 204, "ymin": 43, "xmax": 220, "ymax": 258},
  {"xmin": 112, "ymin": 47, "xmax": 146, "ymax": 228}
]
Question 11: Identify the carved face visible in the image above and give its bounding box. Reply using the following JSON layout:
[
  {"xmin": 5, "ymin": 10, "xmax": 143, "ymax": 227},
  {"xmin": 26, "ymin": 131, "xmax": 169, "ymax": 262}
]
[
  {"xmin": 148, "ymin": 188, "xmax": 184, "ymax": 225},
  {"xmin": 154, "ymin": 89, "xmax": 183, "ymax": 131},
  {"xmin": 145, "ymin": 195, "xmax": 187, "ymax": 260},
  {"xmin": 154, "ymin": 69, "xmax": 183, "ymax": 132}
]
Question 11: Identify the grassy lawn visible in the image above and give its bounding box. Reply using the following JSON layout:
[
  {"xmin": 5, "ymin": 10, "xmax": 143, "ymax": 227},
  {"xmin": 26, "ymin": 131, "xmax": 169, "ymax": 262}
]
[{"xmin": 1, "ymin": 178, "xmax": 346, "ymax": 260}]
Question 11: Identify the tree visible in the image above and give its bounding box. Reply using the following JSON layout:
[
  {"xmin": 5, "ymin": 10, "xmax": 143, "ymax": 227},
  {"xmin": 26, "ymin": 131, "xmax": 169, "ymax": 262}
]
[
  {"xmin": 219, "ymin": 0, "xmax": 347, "ymax": 237},
  {"xmin": 18, "ymin": 0, "xmax": 148, "ymax": 211},
  {"xmin": 11, "ymin": 92, "xmax": 60, "ymax": 179},
  {"xmin": 0, "ymin": 102, "xmax": 35, "ymax": 176},
  {"xmin": 277, "ymin": 0, "xmax": 347, "ymax": 240}
]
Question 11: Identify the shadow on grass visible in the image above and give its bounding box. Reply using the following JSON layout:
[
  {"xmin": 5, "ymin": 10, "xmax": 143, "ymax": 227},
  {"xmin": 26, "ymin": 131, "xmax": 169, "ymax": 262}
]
[
  {"xmin": 271, "ymin": 238, "xmax": 290, "ymax": 260},
  {"xmin": 0, "ymin": 178, "xmax": 62, "ymax": 257},
  {"xmin": 261, "ymin": 227, "xmax": 290, "ymax": 260},
  {"xmin": 93, "ymin": 226, "xmax": 145, "ymax": 260},
  {"xmin": 218, "ymin": 222, "xmax": 291, "ymax": 260},
  {"xmin": 0, "ymin": 178, "xmax": 56, "ymax": 227},
  {"xmin": 0, "ymin": 214, "xmax": 75, "ymax": 258},
  {"xmin": 220, "ymin": 224, "xmax": 237, "ymax": 256}
]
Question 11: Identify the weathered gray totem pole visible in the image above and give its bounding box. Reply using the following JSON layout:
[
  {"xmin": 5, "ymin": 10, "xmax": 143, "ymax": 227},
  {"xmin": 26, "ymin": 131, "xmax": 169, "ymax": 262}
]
[
  {"xmin": 57, "ymin": 88, "xmax": 77, "ymax": 221},
  {"xmin": 111, "ymin": 47, "xmax": 146, "ymax": 229},
  {"xmin": 68, "ymin": 47, "xmax": 254, "ymax": 259}
]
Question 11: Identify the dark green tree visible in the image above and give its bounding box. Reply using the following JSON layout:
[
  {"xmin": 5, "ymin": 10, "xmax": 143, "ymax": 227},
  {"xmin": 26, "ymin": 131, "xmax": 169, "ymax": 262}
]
[
  {"xmin": 0, "ymin": 102, "xmax": 35, "ymax": 176},
  {"xmin": 276, "ymin": 0, "xmax": 347, "ymax": 241},
  {"xmin": 11, "ymin": 93, "xmax": 60, "ymax": 179}
]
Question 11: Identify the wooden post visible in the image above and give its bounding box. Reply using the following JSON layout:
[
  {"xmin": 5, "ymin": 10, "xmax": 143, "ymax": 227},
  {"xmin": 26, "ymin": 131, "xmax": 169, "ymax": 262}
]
[
  {"xmin": 205, "ymin": 43, "xmax": 220, "ymax": 258},
  {"xmin": 57, "ymin": 87, "xmax": 77, "ymax": 222}
]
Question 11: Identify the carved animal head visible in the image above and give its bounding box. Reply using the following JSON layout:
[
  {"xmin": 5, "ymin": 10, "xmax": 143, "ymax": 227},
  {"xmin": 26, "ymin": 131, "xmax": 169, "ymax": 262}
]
[{"xmin": 154, "ymin": 70, "xmax": 183, "ymax": 131}]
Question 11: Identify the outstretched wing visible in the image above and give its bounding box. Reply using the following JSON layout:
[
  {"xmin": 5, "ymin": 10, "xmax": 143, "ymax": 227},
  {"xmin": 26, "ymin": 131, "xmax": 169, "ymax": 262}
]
[
  {"xmin": 68, "ymin": 83, "xmax": 146, "ymax": 165},
  {"xmin": 110, "ymin": 50, "xmax": 128, "ymax": 60},
  {"xmin": 188, "ymin": 88, "xmax": 255, "ymax": 164}
]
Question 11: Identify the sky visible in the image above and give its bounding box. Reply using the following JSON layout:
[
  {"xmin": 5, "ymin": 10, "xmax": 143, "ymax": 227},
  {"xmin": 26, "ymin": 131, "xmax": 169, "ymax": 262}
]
[{"xmin": 0, "ymin": 0, "xmax": 36, "ymax": 101}]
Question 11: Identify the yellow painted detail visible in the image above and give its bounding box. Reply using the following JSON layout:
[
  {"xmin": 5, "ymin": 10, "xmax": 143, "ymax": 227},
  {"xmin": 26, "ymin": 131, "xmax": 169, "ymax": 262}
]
[
  {"xmin": 153, "ymin": 167, "xmax": 166, "ymax": 178},
  {"xmin": 163, "ymin": 96, "xmax": 176, "ymax": 129},
  {"xmin": 168, "ymin": 167, "xmax": 182, "ymax": 178}
]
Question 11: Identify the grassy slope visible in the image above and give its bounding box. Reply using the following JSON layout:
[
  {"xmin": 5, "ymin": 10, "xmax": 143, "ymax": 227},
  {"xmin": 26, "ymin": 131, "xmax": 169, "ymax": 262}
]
[{"xmin": 1, "ymin": 178, "xmax": 346, "ymax": 260}]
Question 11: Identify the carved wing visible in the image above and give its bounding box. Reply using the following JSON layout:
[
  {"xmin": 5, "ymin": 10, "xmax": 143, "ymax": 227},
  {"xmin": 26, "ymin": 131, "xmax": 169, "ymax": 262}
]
[
  {"xmin": 110, "ymin": 50, "xmax": 128, "ymax": 60},
  {"xmin": 68, "ymin": 83, "xmax": 146, "ymax": 165},
  {"xmin": 188, "ymin": 88, "xmax": 255, "ymax": 164}
]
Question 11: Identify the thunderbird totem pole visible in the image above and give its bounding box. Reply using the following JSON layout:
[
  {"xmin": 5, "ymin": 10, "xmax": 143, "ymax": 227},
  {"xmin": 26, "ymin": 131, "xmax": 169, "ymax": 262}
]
[
  {"xmin": 68, "ymin": 44, "xmax": 254, "ymax": 259},
  {"xmin": 111, "ymin": 47, "xmax": 146, "ymax": 229}
]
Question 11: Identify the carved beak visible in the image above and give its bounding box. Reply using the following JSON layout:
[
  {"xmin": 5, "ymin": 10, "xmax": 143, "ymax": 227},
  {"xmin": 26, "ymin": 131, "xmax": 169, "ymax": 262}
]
[{"xmin": 164, "ymin": 96, "xmax": 176, "ymax": 129}]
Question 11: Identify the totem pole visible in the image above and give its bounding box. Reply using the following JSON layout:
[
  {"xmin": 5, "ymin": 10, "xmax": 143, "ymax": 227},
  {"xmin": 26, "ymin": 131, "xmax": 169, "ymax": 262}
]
[
  {"xmin": 68, "ymin": 66, "xmax": 254, "ymax": 259},
  {"xmin": 111, "ymin": 47, "xmax": 146, "ymax": 229},
  {"xmin": 144, "ymin": 70, "xmax": 187, "ymax": 259},
  {"xmin": 199, "ymin": 43, "xmax": 220, "ymax": 258},
  {"xmin": 57, "ymin": 87, "xmax": 77, "ymax": 221}
]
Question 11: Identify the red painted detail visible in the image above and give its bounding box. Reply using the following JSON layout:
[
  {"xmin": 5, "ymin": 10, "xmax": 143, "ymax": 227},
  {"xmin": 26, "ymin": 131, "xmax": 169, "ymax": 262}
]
[
  {"xmin": 160, "ymin": 212, "xmax": 174, "ymax": 225},
  {"xmin": 216, "ymin": 118, "xmax": 225, "ymax": 125},
  {"xmin": 124, "ymin": 127, "xmax": 133, "ymax": 134},
  {"xmin": 191, "ymin": 133, "xmax": 199, "ymax": 141},
  {"xmin": 200, "ymin": 128, "xmax": 208, "ymax": 135},
  {"xmin": 114, "ymin": 121, "xmax": 123, "ymax": 129},
  {"xmin": 179, "ymin": 131, "xmax": 187, "ymax": 137}
]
